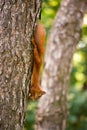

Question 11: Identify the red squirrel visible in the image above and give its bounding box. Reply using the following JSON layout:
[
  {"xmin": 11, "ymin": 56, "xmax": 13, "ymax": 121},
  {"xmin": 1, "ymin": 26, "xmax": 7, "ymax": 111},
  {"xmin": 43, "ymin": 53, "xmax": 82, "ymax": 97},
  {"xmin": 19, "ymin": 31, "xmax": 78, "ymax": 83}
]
[{"xmin": 29, "ymin": 23, "xmax": 46, "ymax": 100}]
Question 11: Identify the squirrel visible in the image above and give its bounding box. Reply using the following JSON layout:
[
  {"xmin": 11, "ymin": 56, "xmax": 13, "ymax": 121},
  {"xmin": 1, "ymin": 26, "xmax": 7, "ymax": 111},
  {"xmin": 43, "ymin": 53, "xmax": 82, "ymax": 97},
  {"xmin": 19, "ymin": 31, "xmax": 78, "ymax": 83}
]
[{"xmin": 29, "ymin": 23, "xmax": 46, "ymax": 100}]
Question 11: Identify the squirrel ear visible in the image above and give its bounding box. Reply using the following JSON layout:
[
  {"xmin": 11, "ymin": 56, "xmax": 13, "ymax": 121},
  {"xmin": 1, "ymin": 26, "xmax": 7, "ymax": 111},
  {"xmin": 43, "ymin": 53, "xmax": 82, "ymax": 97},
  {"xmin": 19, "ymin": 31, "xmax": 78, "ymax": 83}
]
[
  {"xmin": 35, "ymin": 92, "xmax": 46, "ymax": 99},
  {"xmin": 41, "ymin": 90, "xmax": 46, "ymax": 95},
  {"xmin": 38, "ymin": 90, "xmax": 46, "ymax": 99}
]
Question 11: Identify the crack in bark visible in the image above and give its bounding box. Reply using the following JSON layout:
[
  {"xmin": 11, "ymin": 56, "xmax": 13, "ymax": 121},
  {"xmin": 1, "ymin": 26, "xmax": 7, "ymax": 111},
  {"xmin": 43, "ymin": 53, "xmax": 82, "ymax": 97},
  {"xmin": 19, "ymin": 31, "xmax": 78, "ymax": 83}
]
[{"xmin": 1, "ymin": 0, "xmax": 5, "ymax": 12}]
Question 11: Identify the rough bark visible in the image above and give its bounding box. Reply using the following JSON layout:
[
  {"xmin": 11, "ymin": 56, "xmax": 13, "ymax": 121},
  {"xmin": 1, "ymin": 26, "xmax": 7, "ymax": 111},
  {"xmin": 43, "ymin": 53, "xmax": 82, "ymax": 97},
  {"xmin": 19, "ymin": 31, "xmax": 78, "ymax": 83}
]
[
  {"xmin": 0, "ymin": 0, "xmax": 42, "ymax": 130},
  {"xmin": 36, "ymin": 0, "xmax": 87, "ymax": 130}
]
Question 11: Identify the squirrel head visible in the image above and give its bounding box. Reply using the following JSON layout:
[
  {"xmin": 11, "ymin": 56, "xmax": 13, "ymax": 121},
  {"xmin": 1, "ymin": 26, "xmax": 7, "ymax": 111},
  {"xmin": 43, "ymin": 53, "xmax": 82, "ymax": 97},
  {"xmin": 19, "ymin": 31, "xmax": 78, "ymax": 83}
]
[{"xmin": 29, "ymin": 85, "xmax": 46, "ymax": 101}]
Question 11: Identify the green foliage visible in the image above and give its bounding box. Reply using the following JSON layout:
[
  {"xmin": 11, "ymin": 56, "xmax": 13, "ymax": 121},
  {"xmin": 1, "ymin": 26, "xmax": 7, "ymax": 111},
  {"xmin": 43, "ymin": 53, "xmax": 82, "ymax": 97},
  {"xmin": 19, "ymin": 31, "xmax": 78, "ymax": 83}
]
[
  {"xmin": 70, "ymin": 40, "xmax": 87, "ymax": 88},
  {"xmin": 68, "ymin": 27, "xmax": 87, "ymax": 130},
  {"xmin": 41, "ymin": 0, "xmax": 61, "ymax": 32},
  {"xmin": 66, "ymin": 90, "xmax": 87, "ymax": 130},
  {"xmin": 82, "ymin": 26, "xmax": 87, "ymax": 36},
  {"xmin": 24, "ymin": 101, "xmax": 38, "ymax": 130}
]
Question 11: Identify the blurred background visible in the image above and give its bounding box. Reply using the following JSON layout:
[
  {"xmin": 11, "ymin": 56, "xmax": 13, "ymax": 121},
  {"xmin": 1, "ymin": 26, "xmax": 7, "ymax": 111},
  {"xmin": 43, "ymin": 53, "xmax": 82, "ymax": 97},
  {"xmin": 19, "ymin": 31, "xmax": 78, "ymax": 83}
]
[{"xmin": 24, "ymin": 0, "xmax": 87, "ymax": 130}]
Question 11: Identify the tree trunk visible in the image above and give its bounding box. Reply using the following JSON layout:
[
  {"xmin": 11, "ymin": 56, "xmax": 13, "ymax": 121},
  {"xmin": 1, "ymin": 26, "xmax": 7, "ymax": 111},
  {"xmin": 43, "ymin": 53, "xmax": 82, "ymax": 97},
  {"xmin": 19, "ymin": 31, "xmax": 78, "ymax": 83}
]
[
  {"xmin": 36, "ymin": 0, "xmax": 87, "ymax": 130},
  {"xmin": 0, "ymin": 0, "xmax": 42, "ymax": 130}
]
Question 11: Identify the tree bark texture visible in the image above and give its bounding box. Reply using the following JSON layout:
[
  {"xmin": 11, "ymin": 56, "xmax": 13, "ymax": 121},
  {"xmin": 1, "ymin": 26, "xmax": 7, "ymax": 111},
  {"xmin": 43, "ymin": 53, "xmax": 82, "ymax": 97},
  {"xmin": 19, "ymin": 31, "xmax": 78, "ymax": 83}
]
[
  {"xmin": 36, "ymin": 0, "xmax": 87, "ymax": 130},
  {"xmin": 0, "ymin": 0, "xmax": 42, "ymax": 130}
]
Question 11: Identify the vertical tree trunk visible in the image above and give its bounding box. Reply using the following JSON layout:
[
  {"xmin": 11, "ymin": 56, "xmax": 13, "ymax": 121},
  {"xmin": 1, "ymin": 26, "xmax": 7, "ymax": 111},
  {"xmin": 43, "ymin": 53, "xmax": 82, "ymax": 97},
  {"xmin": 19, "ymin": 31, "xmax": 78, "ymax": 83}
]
[
  {"xmin": 0, "ymin": 0, "xmax": 42, "ymax": 130},
  {"xmin": 36, "ymin": 0, "xmax": 87, "ymax": 130}
]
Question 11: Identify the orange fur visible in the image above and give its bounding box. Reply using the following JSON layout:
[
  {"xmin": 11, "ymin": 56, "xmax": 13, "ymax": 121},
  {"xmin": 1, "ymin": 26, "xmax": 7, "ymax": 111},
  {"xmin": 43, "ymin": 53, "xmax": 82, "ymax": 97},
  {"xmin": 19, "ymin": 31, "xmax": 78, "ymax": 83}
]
[{"xmin": 29, "ymin": 23, "xmax": 46, "ymax": 100}]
